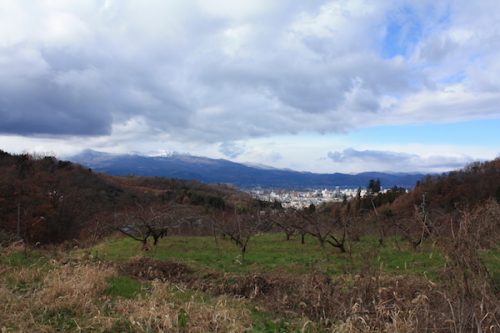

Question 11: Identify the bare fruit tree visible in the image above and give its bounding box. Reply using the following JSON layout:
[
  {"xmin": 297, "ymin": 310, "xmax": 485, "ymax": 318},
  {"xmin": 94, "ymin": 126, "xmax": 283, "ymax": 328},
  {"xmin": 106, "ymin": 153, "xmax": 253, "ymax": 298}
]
[
  {"xmin": 266, "ymin": 208, "xmax": 297, "ymax": 241},
  {"xmin": 294, "ymin": 207, "xmax": 349, "ymax": 253},
  {"xmin": 117, "ymin": 203, "xmax": 201, "ymax": 251},
  {"xmin": 215, "ymin": 208, "xmax": 269, "ymax": 261},
  {"xmin": 393, "ymin": 193, "xmax": 435, "ymax": 249}
]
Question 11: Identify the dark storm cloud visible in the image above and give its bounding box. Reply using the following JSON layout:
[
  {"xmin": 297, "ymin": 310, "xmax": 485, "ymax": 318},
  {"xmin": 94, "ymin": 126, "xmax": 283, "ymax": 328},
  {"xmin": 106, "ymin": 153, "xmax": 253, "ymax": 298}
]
[{"xmin": 0, "ymin": 67, "xmax": 111, "ymax": 135}]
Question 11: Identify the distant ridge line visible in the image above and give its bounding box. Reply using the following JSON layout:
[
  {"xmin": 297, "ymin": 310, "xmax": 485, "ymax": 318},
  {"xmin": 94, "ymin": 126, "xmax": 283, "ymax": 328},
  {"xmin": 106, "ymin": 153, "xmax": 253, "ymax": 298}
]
[{"xmin": 69, "ymin": 150, "xmax": 427, "ymax": 189}]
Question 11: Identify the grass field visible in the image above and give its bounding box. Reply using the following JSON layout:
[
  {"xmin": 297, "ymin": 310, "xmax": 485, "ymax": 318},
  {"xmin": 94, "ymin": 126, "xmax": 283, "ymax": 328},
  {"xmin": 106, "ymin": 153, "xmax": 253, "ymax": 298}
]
[
  {"xmin": 92, "ymin": 232, "xmax": 500, "ymax": 288},
  {"xmin": 92, "ymin": 233, "xmax": 448, "ymax": 277},
  {"xmin": 1, "ymin": 233, "xmax": 499, "ymax": 332}
]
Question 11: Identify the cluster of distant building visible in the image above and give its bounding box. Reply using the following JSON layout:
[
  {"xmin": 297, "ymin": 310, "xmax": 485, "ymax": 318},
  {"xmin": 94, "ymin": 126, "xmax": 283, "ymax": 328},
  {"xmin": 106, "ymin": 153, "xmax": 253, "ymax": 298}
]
[
  {"xmin": 249, "ymin": 187, "xmax": 368, "ymax": 209},
  {"xmin": 249, "ymin": 186, "xmax": 409, "ymax": 209}
]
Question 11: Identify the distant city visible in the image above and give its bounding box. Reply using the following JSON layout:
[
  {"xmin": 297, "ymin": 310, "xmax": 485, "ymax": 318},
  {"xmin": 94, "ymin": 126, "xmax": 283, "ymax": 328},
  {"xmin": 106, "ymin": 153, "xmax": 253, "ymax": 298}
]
[{"xmin": 248, "ymin": 187, "xmax": 408, "ymax": 209}]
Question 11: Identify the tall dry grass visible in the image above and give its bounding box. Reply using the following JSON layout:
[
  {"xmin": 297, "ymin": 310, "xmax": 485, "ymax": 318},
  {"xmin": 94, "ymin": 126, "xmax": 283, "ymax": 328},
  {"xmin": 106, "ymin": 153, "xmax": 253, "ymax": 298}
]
[
  {"xmin": 437, "ymin": 199, "xmax": 500, "ymax": 332},
  {"xmin": 112, "ymin": 281, "xmax": 250, "ymax": 332},
  {"xmin": 0, "ymin": 254, "xmax": 251, "ymax": 332}
]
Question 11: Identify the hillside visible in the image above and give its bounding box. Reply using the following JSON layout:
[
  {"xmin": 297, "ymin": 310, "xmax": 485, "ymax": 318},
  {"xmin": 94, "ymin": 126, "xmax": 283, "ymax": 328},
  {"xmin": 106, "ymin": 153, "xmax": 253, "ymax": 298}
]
[
  {"xmin": 69, "ymin": 150, "xmax": 426, "ymax": 189},
  {"xmin": 384, "ymin": 158, "xmax": 500, "ymax": 219},
  {"xmin": 345, "ymin": 158, "xmax": 500, "ymax": 252},
  {"xmin": 0, "ymin": 150, "xmax": 247, "ymax": 244}
]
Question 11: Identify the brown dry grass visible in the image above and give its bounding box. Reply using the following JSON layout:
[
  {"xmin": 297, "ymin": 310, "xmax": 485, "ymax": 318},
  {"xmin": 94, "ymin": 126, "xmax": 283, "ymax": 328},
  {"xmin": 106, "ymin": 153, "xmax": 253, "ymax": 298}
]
[
  {"xmin": 112, "ymin": 281, "xmax": 249, "ymax": 332},
  {"xmin": 0, "ymin": 262, "xmax": 113, "ymax": 332},
  {"xmin": 0, "ymin": 252, "xmax": 251, "ymax": 332},
  {"xmin": 435, "ymin": 200, "xmax": 500, "ymax": 333},
  {"xmin": 120, "ymin": 256, "xmax": 499, "ymax": 332}
]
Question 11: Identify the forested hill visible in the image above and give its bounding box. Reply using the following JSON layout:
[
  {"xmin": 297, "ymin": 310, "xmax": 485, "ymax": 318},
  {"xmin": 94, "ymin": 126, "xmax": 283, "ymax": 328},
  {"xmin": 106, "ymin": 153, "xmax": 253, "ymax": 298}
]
[
  {"xmin": 70, "ymin": 150, "xmax": 426, "ymax": 189},
  {"xmin": 0, "ymin": 150, "xmax": 247, "ymax": 244},
  {"xmin": 391, "ymin": 158, "xmax": 500, "ymax": 214}
]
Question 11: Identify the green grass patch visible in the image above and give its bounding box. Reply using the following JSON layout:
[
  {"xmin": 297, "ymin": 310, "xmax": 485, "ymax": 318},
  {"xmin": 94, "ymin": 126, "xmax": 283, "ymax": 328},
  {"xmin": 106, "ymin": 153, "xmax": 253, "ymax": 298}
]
[
  {"xmin": 375, "ymin": 242, "xmax": 446, "ymax": 280},
  {"xmin": 77, "ymin": 233, "xmax": 499, "ymax": 287},
  {"xmin": 90, "ymin": 233, "xmax": 500, "ymax": 285},
  {"xmin": 38, "ymin": 307, "xmax": 78, "ymax": 331},
  {"xmin": 249, "ymin": 306, "xmax": 285, "ymax": 333},
  {"xmin": 5, "ymin": 273, "xmax": 43, "ymax": 294},
  {"xmin": 1, "ymin": 250, "xmax": 48, "ymax": 267},
  {"xmin": 176, "ymin": 308, "xmax": 189, "ymax": 331},
  {"xmin": 168, "ymin": 285, "xmax": 208, "ymax": 304},
  {"xmin": 92, "ymin": 233, "xmax": 449, "ymax": 279},
  {"xmin": 104, "ymin": 275, "xmax": 148, "ymax": 299},
  {"xmin": 248, "ymin": 306, "xmax": 313, "ymax": 333},
  {"xmin": 103, "ymin": 319, "xmax": 135, "ymax": 333},
  {"xmin": 480, "ymin": 247, "xmax": 500, "ymax": 291}
]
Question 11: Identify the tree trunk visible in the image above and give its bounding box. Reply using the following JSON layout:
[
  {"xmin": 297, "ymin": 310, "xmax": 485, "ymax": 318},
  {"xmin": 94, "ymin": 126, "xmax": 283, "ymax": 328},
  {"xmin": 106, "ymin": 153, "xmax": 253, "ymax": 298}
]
[
  {"xmin": 17, "ymin": 202, "xmax": 21, "ymax": 239},
  {"xmin": 142, "ymin": 239, "xmax": 149, "ymax": 251},
  {"xmin": 241, "ymin": 245, "xmax": 246, "ymax": 261},
  {"xmin": 338, "ymin": 243, "xmax": 346, "ymax": 253}
]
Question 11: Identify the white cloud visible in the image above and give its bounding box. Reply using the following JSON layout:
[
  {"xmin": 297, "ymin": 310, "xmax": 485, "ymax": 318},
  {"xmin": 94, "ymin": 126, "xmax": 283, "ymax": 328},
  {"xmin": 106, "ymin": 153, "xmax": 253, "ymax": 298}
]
[
  {"xmin": 327, "ymin": 148, "xmax": 474, "ymax": 173},
  {"xmin": 40, "ymin": 11, "xmax": 90, "ymax": 47}
]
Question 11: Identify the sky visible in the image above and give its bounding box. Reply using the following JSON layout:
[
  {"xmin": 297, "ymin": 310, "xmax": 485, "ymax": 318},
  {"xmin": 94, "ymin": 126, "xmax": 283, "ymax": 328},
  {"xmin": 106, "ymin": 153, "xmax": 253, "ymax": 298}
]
[{"xmin": 0, "ymin": 0, "xmax": 499, "ymax": 173}]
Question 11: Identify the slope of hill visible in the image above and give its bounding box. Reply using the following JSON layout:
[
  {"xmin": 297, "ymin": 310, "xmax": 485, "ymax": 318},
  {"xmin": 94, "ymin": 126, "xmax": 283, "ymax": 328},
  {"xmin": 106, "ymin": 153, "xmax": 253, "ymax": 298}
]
[
  {"xmin": 0, "ymin": 150, "xmax": 246, "ymax": 244},
  {"xmin": 70, "ymin": 150, "xmax": 426, "ymax": 189},
  {"xmin": 393, "ymin": 158, "xmax": 500, "ymax": 214}
]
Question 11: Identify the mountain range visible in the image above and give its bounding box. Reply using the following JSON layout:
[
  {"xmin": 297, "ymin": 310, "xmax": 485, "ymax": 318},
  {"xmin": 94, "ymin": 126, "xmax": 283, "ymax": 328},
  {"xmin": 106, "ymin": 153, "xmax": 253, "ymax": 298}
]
[{"xmin": 69, "ymin": 150, "xmax": 427, "ymax": 189}]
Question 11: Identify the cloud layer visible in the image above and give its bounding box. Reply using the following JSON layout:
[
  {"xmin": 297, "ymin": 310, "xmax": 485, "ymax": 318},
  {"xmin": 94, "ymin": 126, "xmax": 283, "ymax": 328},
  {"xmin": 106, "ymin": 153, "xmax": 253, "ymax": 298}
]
[
  {"xmin": 327, "ymin": 148, "xmax": 474, "ymax": 173},
  {"xmin": 1, "ymin": 0, "xmax": 500, "ymax": 143}
]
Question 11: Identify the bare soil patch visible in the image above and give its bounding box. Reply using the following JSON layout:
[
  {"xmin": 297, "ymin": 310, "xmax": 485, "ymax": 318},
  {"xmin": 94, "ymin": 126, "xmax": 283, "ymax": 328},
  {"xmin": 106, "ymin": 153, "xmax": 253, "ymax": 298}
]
[{"xmin": 120, "ymin": 256, "xmax": 196, "ymax": 283}]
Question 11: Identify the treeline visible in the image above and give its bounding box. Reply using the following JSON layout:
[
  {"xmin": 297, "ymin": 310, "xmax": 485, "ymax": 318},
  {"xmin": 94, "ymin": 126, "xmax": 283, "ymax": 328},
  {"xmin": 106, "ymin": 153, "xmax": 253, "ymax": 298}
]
[{"xmin": 409, "ymin": 159, "xmax": 500, "ymax": 211}]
